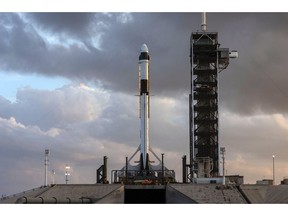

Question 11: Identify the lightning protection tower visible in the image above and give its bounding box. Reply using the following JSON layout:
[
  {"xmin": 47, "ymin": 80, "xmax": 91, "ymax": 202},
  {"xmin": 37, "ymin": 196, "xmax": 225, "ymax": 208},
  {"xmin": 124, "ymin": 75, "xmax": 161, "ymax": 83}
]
[{"xmin": 188, "ymin": 13, "xmax": 237, "ymax": 182}]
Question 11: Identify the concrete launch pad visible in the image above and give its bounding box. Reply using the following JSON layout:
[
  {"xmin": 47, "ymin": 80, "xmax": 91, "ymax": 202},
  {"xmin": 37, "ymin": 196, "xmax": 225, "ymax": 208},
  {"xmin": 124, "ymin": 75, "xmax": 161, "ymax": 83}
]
[{"xmin": 3, "ymin": 183, "xmax": 288, "ymax": 204}]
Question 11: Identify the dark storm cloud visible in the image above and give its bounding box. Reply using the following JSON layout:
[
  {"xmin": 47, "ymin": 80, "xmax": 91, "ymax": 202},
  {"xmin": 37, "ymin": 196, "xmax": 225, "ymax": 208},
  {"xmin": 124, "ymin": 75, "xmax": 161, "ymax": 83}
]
[
  {"xmin": 209, "ymin": 13, "xmax": 288, "ymax": 115},
  {"xmin": 26, "ymin": 13, "xmax": 95, "ymax": 38},
  {"xmin": 95, "ymin": 13, "xmax": 197, "ymax": 94},
  {"xmin": 0, "ymin": 13, "xmax": 198, "ymax": 93},
  {"xmin": 2, "ymin": 12, "xmax": 288, "ymax": 115},
  {"xmin": 0, "ymin": 13, "xmax": 48, "ymax": 72},
  {"xmin": 0, "ymin": 13, "xmax": 105, "ymax": 79}
]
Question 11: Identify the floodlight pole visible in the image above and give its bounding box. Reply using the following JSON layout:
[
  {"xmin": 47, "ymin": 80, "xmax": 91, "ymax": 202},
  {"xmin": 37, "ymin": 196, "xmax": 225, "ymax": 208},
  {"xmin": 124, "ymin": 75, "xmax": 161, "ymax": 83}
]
[
  {"xmin": 220, "ymin": 147, "xmax": 226, "ymax": 185},
  {"xmin": 272, "ymin": 155, "xmax": 275, "ymax": 185},
  {"xmin": 44, "ymin": 149, "xmax": 49, "ymax": 186},
  {"xmin": 52, "ymin": 169, "xmax": 55, "ymax": 185},
  {"xmin": 65, "ymin": 164, "xmax": 70, "ymax": 184}
]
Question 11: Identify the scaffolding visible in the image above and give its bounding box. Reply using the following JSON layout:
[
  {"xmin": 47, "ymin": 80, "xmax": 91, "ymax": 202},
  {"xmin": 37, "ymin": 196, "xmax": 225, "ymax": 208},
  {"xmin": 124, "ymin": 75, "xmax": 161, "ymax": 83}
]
[{"xmin": 188, "ymin": 25, "xmax": 236, "ymax": 182}]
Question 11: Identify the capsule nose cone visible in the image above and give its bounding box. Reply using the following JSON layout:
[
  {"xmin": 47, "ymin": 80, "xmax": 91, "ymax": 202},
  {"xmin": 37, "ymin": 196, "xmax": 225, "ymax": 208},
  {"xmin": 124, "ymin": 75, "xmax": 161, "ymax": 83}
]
[{"xmin": 141, "ymin": 44, "xmax": 148, "ymax": 53}]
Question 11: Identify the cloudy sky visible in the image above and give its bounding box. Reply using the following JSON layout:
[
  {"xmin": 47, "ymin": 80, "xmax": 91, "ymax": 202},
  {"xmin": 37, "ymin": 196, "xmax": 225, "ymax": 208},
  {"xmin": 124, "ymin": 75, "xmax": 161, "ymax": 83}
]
[{"xmin": 1, "ymin": 11, "xmax": 288, "ymax": 196}]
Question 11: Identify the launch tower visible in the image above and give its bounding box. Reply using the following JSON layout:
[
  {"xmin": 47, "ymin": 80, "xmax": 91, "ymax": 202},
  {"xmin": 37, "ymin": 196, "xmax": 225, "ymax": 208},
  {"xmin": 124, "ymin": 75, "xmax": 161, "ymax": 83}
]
[{"xmin": 187, "ymin": 13, "xmax": 237, "ymax": 182}]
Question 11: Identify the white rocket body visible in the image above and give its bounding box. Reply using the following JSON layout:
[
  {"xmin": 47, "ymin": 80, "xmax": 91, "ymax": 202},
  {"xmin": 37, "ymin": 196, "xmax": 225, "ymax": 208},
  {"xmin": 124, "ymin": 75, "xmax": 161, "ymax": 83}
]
[
  {"xmin": 117, "ymin": 44, "xmax": 175, "ymax": 181},
  {"xmin": 139, "ymin": 44, "xmax": 150, "ymax": 170}
]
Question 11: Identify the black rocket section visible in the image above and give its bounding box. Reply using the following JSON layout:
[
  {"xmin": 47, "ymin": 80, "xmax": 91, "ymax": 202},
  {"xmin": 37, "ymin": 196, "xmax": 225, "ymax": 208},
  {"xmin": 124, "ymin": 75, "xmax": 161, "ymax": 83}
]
[{"xmin": 139, "ymin": 50, "xmax": 150, "ymax": 95}]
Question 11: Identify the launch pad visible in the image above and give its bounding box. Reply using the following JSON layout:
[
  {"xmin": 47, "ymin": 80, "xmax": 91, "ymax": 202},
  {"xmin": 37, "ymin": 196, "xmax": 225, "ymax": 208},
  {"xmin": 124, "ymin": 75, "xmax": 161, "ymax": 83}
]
[
  {"xmin": 2, "ymin": 183, "xmax": 250, "ymax": 204},
  {"xmin": 106, "ymin": 44, "xmax": 176, "ymax": 185},
  {"xmin": 94, "ymin": 44, "xmax": 178, "ymax": 186},
  {"xmin": 4, "ymin": 182, "xmax": 288, "ymax": 204}
]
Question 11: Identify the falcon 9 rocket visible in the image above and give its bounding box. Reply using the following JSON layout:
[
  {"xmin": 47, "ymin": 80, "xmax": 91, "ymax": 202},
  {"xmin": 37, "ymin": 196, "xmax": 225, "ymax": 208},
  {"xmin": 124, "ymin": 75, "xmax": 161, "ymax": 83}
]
[{"xmin": 138, "ymin": 43, "xmax": 150, "ymax": 170}]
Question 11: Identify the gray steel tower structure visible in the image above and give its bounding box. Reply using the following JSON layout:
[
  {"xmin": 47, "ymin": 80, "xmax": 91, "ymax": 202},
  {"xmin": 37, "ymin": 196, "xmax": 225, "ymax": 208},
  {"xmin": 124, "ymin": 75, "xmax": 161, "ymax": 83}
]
[{"xmin": 189, "ymin": 13, "xmax": 237, "ymax": 180}]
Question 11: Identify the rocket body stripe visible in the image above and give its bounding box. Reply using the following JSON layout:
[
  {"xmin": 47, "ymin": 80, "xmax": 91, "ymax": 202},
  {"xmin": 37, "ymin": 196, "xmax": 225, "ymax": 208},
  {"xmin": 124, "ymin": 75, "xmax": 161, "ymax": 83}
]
[{"xmin": 139, "ymin": 44, "xmax": 150, "ymax": 169}]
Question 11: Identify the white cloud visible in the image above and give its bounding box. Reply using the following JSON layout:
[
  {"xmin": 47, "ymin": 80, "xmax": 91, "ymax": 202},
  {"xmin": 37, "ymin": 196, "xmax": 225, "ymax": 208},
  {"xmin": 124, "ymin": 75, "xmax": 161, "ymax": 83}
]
[
  {"xmin": 0, "ymin": 83, "xmax": 189, "ymax": 194},
  {"xmin": 0, "ymin": 83, "xmax": 110, "ymax": 130},
  {"xmin": 45, "ymin": 127, "xmax": 62, "ymax": 137},
  {"xmin": 0, "ymin": 116, "xmax": 25, "ymax": 129},
  {"xmin": 273, "ymin": 113, "xmax": 288, "ymax": 130},
  {"xmin": 116, "ymin": 13, "xmax": 133, "ymax": 24}
]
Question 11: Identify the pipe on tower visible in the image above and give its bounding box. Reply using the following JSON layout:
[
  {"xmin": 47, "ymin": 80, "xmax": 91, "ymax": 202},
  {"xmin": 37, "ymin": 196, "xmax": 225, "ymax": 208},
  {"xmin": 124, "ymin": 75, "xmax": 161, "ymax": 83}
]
[{"xmin": 201, "ymin": 12, "xmax": 207, "ymax": 32}]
